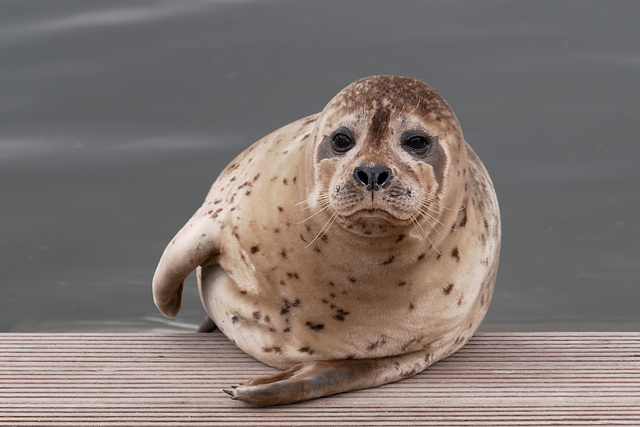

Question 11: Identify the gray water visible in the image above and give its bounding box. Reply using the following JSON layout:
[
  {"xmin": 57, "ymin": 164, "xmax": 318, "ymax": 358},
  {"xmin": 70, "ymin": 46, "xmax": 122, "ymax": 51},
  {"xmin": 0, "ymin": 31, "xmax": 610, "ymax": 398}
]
[{"xmin": 1, "ymin": 1, "xmax": 639, "ymax": 332}]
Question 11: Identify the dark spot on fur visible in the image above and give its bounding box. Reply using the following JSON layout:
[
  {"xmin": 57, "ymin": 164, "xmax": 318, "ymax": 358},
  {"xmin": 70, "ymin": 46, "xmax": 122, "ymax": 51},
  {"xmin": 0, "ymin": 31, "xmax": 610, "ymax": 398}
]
[
  {"xmin": 366, "ymin": 337, "xmax": 387, "ymax": 351},
  {"xmin": 348, "ymin": 277, "xmax": 357, "ymax": 283},
  {"xmin": 396, "ymin": 234, "xmax": 406, "ymax": 243},
  {"xmin": 298, "ymin": 347, "xmax": 314, "ymax": 354},
  {"xmin": 436, "ymin": 252, "xmax": 442, "ymax": 260},
  {"xmin": 287, "ymin": 272, "xmax": 299, "ymax": 279},
  {"xmin": 262, "ymin": 346, "xmax": 282, "ymax": 354},
  {"xmin": 273, "ymin": 228, "xmax": 281, "ymax": 233},
  {"xmin": 283, "ymin": 327, "xmax": 291, "ymax": 333},
  {"xmin": 250, "ymin": 245, "xmax": 259, "ymax": 254},
  {"xmin": 333, "ymin": 308, "xmax": 350, "ymax": 321},
  {"xmin": 283, "ymin": 178, "xmax": 288, "ymax": 185},
  {"xmin": 281, "ymin": 297, "xmax": 301, "ymax": 315},
  {"xmin": 398, "ymin": 281, "xmax": 407, "ymax": 287},
  {"xmin": 443, "ymin": 283, "xmax": 454, "ymax": 295},
  {"xmin": 245, "ymin": 190, "xmax": 251, "ymax": 196},
  {"xmin": 451, "ymin": 247, "xmax": 460, "ymax": 263},
  {"xmin": 305, "ymin": 322, "xmax": 325, "ymax": 331},
  {"xmin": 231, "ymin": 315, "xmax": 239, "ymax": 324},
  {"xmin": 314, "ymin": 246, "xmax": 322, "ymax": 254},
  {"xmin": 459, "ymin": 206, "xmax": 468, "ymax": 228},
  {"xmin": 382, "ymin": 255, "xmax": 395, "ymax": 265},
  {"xmin": 280, "ymin": 249, "xmax": 287, "ymax": 259},
  {"xmin": 300, "ymin": 233, "xmax": 307, "ymax": 243},
  {"xmin": 278, "ymin": 206, "xmax": 284, "ymax": 212},
  {"xmin": 409, "ymin": 302, "xmax": 415, "ymax": 310},
  {"xmin": 210, "ymin": 208, "xmax": 224, "ymax": 219},
  {"xmin": 239, "ymin": 290, "xmax": 247, "ymax": 295},
  {"xmin": 417, "ymin": 252, "xmax": 426, "ymax": 261},
  {"xmin": 252, "ymin": 311, "xmax": 261, "ymax": 321}
]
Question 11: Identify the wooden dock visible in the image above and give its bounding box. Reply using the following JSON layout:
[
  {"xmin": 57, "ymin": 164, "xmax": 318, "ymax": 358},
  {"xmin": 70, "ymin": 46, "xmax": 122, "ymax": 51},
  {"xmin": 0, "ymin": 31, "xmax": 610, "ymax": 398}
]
[{"xmin": 1, "ymin": 332, "xmax": 639, "ymax": 426}]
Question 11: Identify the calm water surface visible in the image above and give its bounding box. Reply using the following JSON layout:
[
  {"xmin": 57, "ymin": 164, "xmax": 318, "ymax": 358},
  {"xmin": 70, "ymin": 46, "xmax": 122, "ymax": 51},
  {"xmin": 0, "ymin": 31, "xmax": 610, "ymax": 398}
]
[{"xmin": 1, "ymin": 1, "xmax": 639, "ymax": 332}]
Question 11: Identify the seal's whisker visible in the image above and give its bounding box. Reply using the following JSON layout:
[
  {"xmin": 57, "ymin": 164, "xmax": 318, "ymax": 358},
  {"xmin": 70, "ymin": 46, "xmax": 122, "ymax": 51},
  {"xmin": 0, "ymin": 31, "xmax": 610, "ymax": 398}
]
[
  {"xmin": 296, "ymin": 193, "xmax": 331, "ymax": 208},
  {"xmin": 296, "ymin": 202, "xmax": 331, "ymax": 225},
  {"xmin": 411, "ymin": 213, "xmax": 441, "ymax": 256},
  {"xmin": 410, "ymin": 213, "xmax": 424, "ymax": 235},
  {"xmin": 408, "ymin": 98, "xmax": 421, "ymax": 116},
  {"xmin": 306, "ymin": 211, "xmax": 338, "ymax": 248},
  {"xmin": 421, "ymin": 197, "xmax": 456, "ymax": 213},
  {"xmin": 416, "ymin": 211, "xmax": 442, "ymax": 236},
  {"xmin": 416, "ymin": 207, "xmax": 448, "ymax": 234}
]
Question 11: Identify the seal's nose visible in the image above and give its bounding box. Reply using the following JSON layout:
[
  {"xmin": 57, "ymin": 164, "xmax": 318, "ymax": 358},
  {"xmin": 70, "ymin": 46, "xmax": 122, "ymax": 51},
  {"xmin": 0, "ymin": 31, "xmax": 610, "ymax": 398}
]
[{"xmin": 353, "ymin": 165, "xmax": 393, "ymax": 191}]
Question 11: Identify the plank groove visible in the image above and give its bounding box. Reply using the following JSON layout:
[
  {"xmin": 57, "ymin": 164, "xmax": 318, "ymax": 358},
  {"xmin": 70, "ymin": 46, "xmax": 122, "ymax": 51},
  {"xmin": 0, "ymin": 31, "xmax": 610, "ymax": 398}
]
[{"xmin": 1, "ymin": 332, "xmax": 639, "ymax": 426}]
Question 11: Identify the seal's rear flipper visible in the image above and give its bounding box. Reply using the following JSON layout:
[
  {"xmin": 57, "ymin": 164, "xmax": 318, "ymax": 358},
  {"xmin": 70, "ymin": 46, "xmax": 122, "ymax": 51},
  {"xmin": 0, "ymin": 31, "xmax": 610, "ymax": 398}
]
[
  {"xmin": 197, "ymin": 316, "xmax": 217, "ymax": 333},
  {"xmin": 224, "ymin": 351, "xmax": 433, "ymax": 406},
  {"xmin": 152, "ymin": 206, "xmax": 221, "ymax": 318}
]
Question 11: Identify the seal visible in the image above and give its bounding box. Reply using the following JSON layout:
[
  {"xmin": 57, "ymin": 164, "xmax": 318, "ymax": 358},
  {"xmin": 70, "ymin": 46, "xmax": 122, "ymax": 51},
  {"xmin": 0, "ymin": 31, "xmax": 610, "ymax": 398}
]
[{"xmin": 152, "ymin": 75, "xmax": 501, "ymax": 406}]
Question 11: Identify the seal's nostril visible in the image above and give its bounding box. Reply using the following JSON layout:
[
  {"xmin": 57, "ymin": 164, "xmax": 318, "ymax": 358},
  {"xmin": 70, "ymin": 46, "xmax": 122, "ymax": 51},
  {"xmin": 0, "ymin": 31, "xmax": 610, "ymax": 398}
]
[
  {"xmin": 356, "ymin": 170, "xmax": 369, "ymax": 186},
  {"xmin": 377, "ymin": 171, "xmax": 390, "ymax": 187}
]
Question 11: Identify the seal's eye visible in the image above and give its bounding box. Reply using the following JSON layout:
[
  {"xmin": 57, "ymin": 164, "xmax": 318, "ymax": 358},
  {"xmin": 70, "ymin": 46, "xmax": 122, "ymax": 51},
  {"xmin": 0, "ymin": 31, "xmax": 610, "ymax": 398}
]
[
  {"xmin": 401, "ymin": 131, "xmax": 435, "ymax": 155},
  {"xmin": 331, "ymin": 128, "xmax": 355, "ymax": 153}
]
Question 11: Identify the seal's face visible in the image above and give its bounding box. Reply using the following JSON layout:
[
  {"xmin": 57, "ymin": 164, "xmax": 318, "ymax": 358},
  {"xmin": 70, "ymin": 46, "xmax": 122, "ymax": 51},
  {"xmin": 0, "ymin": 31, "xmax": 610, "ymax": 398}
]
[{"xmin": 312, "ymin": 76, "xmax": 464, "ymax": 237}]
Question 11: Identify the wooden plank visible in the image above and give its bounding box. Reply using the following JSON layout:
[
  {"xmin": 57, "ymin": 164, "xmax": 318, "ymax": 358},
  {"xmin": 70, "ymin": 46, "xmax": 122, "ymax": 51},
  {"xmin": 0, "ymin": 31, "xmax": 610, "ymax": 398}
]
[{"xmin": 0, "ymin": 332, "xmax": 638, "ymax": 426}]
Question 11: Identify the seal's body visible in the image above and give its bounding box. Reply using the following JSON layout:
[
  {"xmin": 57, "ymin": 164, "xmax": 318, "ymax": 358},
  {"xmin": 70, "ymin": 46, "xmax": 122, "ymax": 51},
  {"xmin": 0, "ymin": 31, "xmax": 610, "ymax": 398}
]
[{"xmin": 153, "ymin": 76, "xmax": 500, "ymax": 406}]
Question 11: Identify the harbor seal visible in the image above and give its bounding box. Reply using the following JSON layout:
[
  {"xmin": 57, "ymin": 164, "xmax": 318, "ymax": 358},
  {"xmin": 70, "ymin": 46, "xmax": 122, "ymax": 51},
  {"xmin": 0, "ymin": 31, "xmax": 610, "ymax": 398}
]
[{"xmin": 152, "ymin": 75, "xmax": 501, "ymax": 406}]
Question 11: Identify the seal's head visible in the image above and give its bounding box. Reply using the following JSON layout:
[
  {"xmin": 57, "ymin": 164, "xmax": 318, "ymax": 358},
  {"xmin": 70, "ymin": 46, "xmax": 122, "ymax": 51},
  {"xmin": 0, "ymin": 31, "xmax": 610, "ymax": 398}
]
[{"xmin": 310, "ymin": 75, "xmax": 466, "ymax": 238}]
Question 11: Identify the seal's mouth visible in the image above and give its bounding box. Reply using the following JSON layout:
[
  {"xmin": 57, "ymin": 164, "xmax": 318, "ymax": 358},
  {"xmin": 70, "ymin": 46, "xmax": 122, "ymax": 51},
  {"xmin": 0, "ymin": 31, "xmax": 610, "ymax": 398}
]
[{"xmin": 345, "ymin": 208, "xmax": 410, "ymax": 224}]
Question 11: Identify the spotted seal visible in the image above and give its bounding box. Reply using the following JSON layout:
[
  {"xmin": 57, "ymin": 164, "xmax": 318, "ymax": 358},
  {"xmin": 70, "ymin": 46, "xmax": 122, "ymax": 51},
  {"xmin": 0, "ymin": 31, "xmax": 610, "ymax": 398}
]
[{"xmin": 152, "ymin": 75, "xmax": 501, "ymax": 406}]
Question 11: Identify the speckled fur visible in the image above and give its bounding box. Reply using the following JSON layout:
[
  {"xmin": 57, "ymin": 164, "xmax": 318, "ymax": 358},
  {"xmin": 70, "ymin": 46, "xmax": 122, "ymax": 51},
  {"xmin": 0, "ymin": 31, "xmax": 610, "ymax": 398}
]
[{"xmin": 152, "ymin": 75, "xmax": 501, "ymax": 406}]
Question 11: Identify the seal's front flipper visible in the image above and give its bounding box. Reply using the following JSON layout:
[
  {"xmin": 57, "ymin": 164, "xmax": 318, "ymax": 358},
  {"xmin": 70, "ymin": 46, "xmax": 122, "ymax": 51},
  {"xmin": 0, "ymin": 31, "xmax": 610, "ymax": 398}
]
[{"xmin": 224, "ymin": 351, "xmax": 432, "ymax": 406}]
